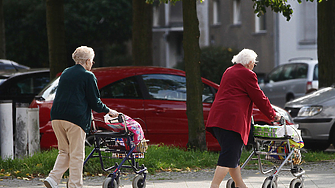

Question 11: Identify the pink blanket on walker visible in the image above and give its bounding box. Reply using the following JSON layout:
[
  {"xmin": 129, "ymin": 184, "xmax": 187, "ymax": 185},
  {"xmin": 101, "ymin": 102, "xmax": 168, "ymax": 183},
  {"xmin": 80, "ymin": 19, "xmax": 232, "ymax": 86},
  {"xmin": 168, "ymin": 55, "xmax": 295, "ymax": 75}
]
[{"xmin": 104, "ymin": 114, "xmax": 145, "ymax": 145}]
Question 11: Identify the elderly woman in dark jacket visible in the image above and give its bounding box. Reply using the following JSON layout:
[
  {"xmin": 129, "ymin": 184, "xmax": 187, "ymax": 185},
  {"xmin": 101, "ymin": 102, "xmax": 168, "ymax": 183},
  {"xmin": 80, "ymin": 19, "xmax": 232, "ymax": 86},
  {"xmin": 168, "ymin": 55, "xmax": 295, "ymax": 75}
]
[
  {"xmin": 44, "ymin": 46, "xmax": 119, "ymax": 188},
  {"xmin": 206, "ymin": 49, "xmax": 280, "ymax": 188}
]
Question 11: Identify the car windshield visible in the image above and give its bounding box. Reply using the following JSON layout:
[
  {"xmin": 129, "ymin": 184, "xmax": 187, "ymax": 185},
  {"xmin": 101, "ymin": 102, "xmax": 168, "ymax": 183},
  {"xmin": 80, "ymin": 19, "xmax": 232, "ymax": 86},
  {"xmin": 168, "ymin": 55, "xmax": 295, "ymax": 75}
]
[
  {"xmin": 38, "ymin": 77, "xmax": 59, "ymax": 101},
  {"xmin": 0, "ymin": 78, "xmax": 6, "ymax": 85}
]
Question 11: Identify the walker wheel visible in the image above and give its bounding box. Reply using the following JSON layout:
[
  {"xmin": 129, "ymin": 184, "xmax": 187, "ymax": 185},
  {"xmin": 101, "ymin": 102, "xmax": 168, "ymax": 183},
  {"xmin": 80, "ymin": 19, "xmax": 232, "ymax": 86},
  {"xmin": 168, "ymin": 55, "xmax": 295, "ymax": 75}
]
[
  {"xmin": 262, "ymin": 176, "xmax": 277, "ymax": 188},
  {"xmin": 226, "ymin": 178, "xmax": 235, "ymax": 188},
  {"xmin": 102, "ymin": 177, "xmax": 118, "ymax": 188},
  {"xmin": 132, "ymin": 174, "xmax": 146, "ymax": 188},
  {"xmin": 290, "ymin": 178, "xmax": 303, "ymax": 188}
]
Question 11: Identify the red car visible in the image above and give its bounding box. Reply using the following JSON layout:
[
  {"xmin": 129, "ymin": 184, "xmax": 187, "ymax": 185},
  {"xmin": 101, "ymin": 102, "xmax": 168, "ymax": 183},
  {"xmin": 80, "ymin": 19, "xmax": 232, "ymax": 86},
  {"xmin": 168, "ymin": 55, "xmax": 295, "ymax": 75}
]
[{"xmin": 29, "ymin": 66, "xmax": 293, "ymax": 151}]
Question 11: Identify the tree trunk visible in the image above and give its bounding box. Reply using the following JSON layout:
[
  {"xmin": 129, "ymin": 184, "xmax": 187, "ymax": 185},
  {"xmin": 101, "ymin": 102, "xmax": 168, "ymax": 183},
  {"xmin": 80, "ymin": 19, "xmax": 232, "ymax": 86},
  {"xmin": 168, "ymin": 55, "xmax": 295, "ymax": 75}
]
[
  {"xmin": 132, "ymin": 0, "xmax": 153, "ymax": 66},
  {"xmin": 317, "ymin": 1, "xmax": 335, "ymax": 87},
  {"xmin": 46, "ymin": 0, "xmax": 67, "ymax": 79},
  {"xmin": 0, "ymin": 0, "xmax": 5, "ymax": 59},
  {"xmin": 182, "ymin": 0, "xmax": 206, "ymax": 151}
]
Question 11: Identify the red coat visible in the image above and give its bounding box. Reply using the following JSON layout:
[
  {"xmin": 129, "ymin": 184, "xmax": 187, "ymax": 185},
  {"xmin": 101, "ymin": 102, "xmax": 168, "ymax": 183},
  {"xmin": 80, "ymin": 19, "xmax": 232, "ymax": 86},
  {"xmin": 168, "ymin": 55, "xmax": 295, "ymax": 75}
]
[{"xmin": 206, "ymin": 64, "xmax": 276, "ymax": 145}]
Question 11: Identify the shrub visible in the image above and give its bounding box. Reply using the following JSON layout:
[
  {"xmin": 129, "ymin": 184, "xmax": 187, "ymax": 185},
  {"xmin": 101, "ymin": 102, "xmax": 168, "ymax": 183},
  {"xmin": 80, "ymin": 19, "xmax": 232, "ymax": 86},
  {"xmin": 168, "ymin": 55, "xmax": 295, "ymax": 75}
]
[{"xmin": 174, "ymin": 46, "xmax": 239, "ymax": 84}]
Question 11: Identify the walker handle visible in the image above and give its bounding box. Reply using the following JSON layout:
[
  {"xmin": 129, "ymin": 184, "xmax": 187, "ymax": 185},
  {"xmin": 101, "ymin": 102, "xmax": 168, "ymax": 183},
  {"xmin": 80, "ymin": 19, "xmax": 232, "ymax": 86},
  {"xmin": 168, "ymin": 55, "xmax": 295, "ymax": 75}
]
[{"xmin": 109, "ymin": 113, "xmax": 125, "ymax": 123}]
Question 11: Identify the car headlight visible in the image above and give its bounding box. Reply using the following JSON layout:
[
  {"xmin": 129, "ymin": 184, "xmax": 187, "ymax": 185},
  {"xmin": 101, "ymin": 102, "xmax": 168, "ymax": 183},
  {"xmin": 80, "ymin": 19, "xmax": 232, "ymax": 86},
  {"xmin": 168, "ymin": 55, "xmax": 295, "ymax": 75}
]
[{"xmin": 297, "ymin": 106, "xmax": 322, "ymax": 117}]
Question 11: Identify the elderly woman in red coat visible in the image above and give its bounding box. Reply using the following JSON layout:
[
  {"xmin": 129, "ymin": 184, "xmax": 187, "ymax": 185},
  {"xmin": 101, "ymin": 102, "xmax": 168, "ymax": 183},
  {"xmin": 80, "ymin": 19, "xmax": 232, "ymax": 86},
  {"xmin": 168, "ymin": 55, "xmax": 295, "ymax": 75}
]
[{"xmin": 206, "ymin": 49, "xmax": 280, "ymax": 188}]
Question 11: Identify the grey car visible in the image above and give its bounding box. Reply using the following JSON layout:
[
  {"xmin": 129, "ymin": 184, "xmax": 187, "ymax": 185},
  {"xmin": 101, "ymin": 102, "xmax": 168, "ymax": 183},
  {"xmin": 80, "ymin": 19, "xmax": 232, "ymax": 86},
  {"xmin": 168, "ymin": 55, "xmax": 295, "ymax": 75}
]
[
  {"xmin": 260, "ymin": 58, "xmax": 318, "ymax": 108},
  {"xmin": 284, "ymin": 87, "xmax": 335, "ymax": 150}
]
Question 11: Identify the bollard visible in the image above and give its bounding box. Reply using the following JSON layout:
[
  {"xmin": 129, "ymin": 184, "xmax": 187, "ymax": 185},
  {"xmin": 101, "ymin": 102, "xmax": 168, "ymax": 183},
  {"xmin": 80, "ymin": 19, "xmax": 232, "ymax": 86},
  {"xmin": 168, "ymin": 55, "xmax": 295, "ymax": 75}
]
[
  {"xmin": 0, "ymin": 101, "xmax": 14, "ymax": 159},
  {"xmin": 27, "ymin": 108, "xmax": 40, "ymax": 156},
  {"xmin": 15, "ymin": 107, "xmax": 28, "ymax": 158}
]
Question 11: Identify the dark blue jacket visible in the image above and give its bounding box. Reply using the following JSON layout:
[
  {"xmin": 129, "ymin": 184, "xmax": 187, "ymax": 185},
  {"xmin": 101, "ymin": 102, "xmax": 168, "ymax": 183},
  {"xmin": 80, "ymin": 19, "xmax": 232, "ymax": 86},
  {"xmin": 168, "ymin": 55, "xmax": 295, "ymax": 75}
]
[{"xmin": 51, "ymin": 64, "xmax": 109, "ymax": 133}]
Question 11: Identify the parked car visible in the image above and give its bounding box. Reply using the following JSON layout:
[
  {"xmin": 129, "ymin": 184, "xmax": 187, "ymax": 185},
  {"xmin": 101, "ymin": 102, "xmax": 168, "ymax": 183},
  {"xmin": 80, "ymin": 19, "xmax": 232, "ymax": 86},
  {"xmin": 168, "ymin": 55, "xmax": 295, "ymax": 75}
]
[
  {"xmin": 0, "ymin": 69, "xmax": 50, "ymax": 104},
  {"xmin": 0, "ymin": 59, "xmax": 30, "ymax": 71},
  {"xmin": 285, "ymin": 86, "xmax": 335, "ymax": 150},
  {"xmin": 29, "ymin": 66, "xmax": 293, "ymax": 150},
  {"xmin": 260, "ymin": 58, "xmax": 318, "ymax": 107}
]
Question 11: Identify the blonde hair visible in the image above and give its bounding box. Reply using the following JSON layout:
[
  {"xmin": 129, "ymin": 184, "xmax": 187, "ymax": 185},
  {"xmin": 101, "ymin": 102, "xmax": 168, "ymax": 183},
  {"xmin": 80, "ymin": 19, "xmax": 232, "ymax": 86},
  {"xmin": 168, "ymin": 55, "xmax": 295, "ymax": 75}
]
[
  {"xmin": 72, "ymin": 46, "xmax": 95, "ymax": 64},
  {"xmin": 231, "ymin": 49, "xmax": 258, "ymax": 65}
]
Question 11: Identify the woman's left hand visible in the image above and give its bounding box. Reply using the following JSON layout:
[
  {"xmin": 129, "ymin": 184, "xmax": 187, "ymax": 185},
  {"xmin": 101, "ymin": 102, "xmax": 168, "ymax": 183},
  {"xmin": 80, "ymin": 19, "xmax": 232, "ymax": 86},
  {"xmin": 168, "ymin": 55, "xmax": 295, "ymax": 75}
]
[
  {"xmin": 108, "ymin": 109, "xmax": 118, "ymax": 118},
  {"xmin": 274, "ymin": 112, "xmax": 281, "ymax": 121}
]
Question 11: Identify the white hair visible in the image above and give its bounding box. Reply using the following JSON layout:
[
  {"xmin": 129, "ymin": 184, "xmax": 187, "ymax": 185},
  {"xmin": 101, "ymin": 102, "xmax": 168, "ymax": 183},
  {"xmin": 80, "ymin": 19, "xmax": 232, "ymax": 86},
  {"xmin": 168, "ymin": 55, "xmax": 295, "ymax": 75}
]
[
  {"xmin": 231, "ymin": 49, "xmax": 258, "ymax": 65},
  {"xmin": 72, "ymin": 46, "xmax": 95, "ymax": 64}
]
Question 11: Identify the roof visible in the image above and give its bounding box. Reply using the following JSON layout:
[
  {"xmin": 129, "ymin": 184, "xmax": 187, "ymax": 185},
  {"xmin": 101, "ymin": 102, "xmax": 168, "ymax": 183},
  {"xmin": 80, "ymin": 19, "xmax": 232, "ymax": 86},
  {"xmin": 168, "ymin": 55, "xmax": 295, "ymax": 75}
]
[
  {"xmin": 0, "ymin": 59, "xmax": 30, "ymax": 70},
  {"xmin": 0, "ymin": 68, "xmax": 49, "ymax": 79}
]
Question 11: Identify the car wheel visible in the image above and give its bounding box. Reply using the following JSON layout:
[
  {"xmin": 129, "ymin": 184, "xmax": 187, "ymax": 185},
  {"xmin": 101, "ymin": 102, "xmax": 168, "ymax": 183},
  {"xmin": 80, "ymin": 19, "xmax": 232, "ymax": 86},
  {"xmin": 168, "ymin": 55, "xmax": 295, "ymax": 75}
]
[
  {"xmin": 286, "ymin": 94, "xmax": 295, "ymax": 102},
  {"xmin": 329, "ymin": 127, "xmax": 335, "ymax": 147}
]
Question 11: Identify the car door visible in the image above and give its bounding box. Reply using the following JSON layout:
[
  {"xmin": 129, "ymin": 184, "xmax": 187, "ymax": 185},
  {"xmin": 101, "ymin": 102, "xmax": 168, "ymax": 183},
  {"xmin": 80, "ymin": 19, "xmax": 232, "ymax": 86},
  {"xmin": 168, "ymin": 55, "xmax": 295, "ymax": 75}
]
[
  {"xmin": 290, "ymin": 63, "xmax": 309, "ymax": 98},
  {"xmin": 140, "ymin": 74, "xmax": 216, "ymax": 148},
  {"xmin": 261, "ymin": 65, "xmax": 285, "ymax": 106},
  {"xmin": 262, "ymin": 64, "xmax": 297, "ymax": 107},
  {"xmin": 98, "ymin": 76, "xmax": 147, "ymax": 132}
]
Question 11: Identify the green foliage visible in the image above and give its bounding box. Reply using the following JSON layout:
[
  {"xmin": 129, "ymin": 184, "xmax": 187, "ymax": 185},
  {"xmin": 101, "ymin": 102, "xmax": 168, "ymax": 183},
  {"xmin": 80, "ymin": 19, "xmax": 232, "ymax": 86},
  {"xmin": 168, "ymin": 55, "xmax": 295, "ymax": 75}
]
[
  {"xmin": 83, "ymin": 145, "xmax": 219, "ymax": 174},
  {"xmin": 251, "ymin": 0, "xmax": 319, "ymax": 21},
  {"xmin": 3, "ymin": 0, "xmax": 132, "ymax": 68},
  {"xmin": 145, "ymin": 0, "xmax": 204, "ymax": 4},
  {"xmin": 174, "ymin": 46, "xmax": 239, "ymax": 84},
  {"xmin": 0, "ymin": 149, "xmax": 58, "ymax": 177},
  {"xmin": 63, "ymin": 0, "xmax": 132, "ymax": 54},
  {"xmin": 301, "ymin": 150, "xmax": 335, "ymax": 162},
  {"xmin": 4, "ymin": 0, "xmax": 48, "ymax": 68},
  {"xmin": 137, "ymin": 145, "xmax": 218, "ymax": 173}
]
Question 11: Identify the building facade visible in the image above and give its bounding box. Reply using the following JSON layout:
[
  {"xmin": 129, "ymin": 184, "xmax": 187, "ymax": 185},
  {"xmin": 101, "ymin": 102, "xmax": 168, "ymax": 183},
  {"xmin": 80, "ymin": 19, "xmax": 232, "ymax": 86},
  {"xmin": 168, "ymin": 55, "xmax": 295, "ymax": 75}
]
[{"xmin": 152, "ymin": 0, "xmax": 317, "ymax": 75}]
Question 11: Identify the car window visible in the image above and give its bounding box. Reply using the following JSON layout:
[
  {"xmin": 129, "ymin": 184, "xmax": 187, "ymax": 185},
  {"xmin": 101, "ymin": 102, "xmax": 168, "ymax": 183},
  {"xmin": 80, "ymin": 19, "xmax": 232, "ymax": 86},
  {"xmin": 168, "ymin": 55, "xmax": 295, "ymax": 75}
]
[
  {"xmin": 294, "ymin": 63, "xmax": 308, "ymax": 79},
  {"xmin": 1, "ymin": 73, "xmax": 49, "ymax": 96},
  {"xmin": 268, "ymin": 66, "xmax": 284, "ymax": 82},
  {"xmin": 142, "ymin": 74, "xmax": 215, "ymax": 103},
  {"xmin": 18, "ymin": 73, "xmax": 50, "ymax": 94},
  {"xmin": 100, "ymin": 76, "xmax": 142, "ymax": 99},
  {"xmin": 313, "ymin": 64, "xmax": 318, "ymax": 80},
  {"xmin": 282, "ymin": 64, "xmax": 296, "ymax": 80},
  {"xmin": 0, "ymin": 78, "xmax": 6, "ymax": 85},
  {"xmin": 0, "ymin": 64, "xmax": 19, "ymax": 70},
  {"xmin": 202, "ymin": 84, "xmax": 215, "ymax": 103}
]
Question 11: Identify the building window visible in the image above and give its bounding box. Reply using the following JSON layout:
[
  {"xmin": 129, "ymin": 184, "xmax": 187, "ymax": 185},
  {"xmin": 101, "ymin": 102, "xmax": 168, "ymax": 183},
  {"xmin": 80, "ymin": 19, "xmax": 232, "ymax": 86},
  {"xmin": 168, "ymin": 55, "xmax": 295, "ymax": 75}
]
[
  {"xmin": 255, "ymin": 13, "xmax": 266, "ymax": 32},
  {"xmin": 298, "ymin": 2, "xmax": 317, "ymax": 46},
  {"xmin": 233, "ymin": 0, "xmax": 241, "ymax": 24},
  {"xmin": 213, "ymin": 0, "xmax": 221, "ymax": 25}
]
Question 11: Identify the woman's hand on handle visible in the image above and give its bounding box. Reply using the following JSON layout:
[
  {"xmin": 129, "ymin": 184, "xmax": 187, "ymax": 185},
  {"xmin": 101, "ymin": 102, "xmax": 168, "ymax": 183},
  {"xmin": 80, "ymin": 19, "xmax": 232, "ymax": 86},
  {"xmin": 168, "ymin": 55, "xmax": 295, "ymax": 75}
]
[
  {"xmin": 274, "ymin": 112, "xmax": 281, "ymax": 122},
  {"xmin": 108, "ymin": 109, "xmax": 118, "ymax": 118}
]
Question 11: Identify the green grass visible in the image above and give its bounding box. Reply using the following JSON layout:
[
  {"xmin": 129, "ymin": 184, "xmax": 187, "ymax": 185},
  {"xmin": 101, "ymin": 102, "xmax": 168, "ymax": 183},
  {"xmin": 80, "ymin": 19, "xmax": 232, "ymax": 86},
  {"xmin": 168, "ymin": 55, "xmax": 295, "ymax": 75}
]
[
  {"xmin": 0, "ymin": 145, "xmax": 334, "ymax": 179},
  {"xmin": 301, "ymin": 150, "xmax": 335, "ymax": 162}
]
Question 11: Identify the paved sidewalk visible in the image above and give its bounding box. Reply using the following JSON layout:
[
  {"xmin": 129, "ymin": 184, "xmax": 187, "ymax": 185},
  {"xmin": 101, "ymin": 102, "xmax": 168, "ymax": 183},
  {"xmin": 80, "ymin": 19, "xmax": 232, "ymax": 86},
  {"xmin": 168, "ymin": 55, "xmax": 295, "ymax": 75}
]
[{"xmin": 0, "ymin": 162, "xmax": 334, "ymax": 187}]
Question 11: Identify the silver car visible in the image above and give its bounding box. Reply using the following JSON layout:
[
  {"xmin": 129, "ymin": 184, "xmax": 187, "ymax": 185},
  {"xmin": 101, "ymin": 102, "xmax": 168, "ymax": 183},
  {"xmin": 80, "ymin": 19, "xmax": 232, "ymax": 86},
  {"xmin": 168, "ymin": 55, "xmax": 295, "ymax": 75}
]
[
  {"xmin": 284, "ymin": 87, "xmax": 335, "ymax": 150},
  {"xmin": 260, "ymin": 58, "xmax": 318, "ymax": 108}
]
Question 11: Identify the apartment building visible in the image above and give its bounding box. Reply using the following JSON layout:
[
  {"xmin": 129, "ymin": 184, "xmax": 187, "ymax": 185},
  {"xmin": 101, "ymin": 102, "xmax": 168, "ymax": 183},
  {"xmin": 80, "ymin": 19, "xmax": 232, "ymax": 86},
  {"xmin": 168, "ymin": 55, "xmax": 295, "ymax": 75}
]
[{"xmin": 152, "ymin": 0, "xmax": 317, "ymax": 75}]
